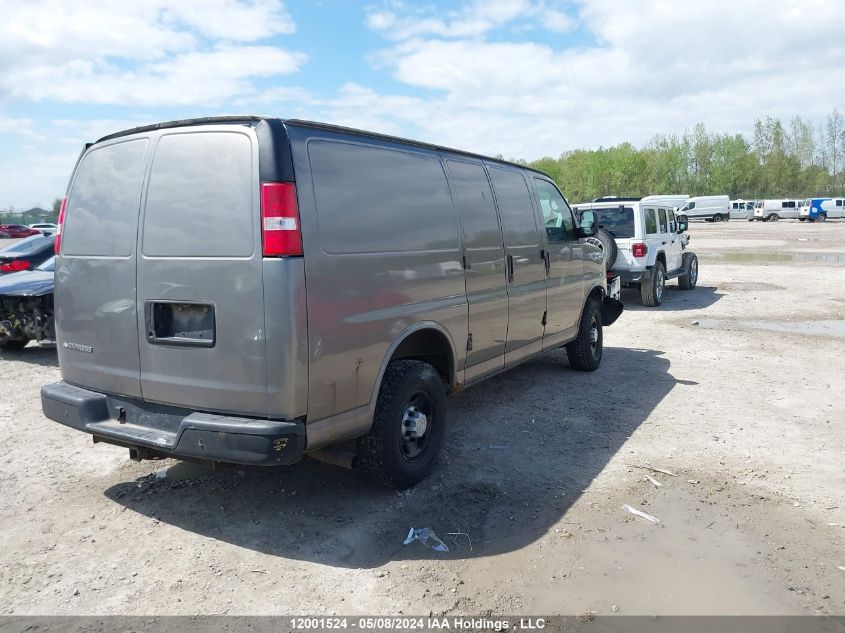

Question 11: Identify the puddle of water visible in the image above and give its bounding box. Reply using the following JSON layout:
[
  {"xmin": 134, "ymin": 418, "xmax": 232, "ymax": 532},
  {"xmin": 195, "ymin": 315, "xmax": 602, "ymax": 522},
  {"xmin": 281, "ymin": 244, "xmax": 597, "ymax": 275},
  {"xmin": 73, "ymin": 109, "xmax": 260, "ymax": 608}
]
[
  {"xmin": 695, "ymin": 319, "xmax": 845, "ymax": 339},
  {"xmin": 701, "ymin": 251, "xmax": 845, "ymax": 265},
  {"xmin": 154, "ymin": 461, "xmax": 216, "ymax": 481}
]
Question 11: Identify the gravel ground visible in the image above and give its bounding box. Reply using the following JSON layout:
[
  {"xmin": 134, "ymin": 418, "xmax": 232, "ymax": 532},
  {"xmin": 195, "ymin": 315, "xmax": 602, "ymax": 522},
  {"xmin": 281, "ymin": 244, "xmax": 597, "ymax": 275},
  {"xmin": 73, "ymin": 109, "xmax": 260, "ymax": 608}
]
[{"xmin": 1, "ymin": 220, "xmax": 843, "ymax": 616}]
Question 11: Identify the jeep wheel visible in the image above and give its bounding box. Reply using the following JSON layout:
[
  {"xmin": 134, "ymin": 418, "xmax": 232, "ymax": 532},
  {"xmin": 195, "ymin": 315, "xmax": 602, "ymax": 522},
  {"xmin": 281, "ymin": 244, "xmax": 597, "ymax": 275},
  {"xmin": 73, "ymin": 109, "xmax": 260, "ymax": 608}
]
[
  {"xmin": 565, "ymin": 299, "xmax": 602, "ymax": 371},
  {"xmin": 817, "ymin": 213, "xmax": 827, "ymax": 223},
  {"xmin": 678, "ymin": 253, "xmax": 698, "ymax": 290},
  {"xmin": 356, "ymin": 360, "xmax": 446, "ymax": 488},
  {"xmin": 640, "ymin": 261, "xmax": 665, "ymax": 307}
]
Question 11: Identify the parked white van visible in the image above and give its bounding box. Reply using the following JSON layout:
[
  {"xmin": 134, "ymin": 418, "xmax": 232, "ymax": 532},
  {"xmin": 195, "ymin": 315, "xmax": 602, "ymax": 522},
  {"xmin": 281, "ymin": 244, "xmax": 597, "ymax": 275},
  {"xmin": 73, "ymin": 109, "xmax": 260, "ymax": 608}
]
[
  {"xmin": 753, "ymin": 199, "xmax": 801, "ymax": 221},
  {"xmin": 641, "ymin": 195, "xmax": 689, "ymax": 211},
  {"xmin": 729, "ymin": 199, "xmax": 754, "ymax": 221},
  {"xmin": 677, "ymin": 195, "xmax": 730, "ymax": 222}
]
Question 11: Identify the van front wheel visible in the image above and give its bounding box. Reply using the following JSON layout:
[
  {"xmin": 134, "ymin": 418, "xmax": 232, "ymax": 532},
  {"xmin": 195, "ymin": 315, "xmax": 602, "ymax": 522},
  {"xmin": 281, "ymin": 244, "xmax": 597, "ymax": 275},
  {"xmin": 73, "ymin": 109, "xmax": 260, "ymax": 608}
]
[
  {"xmin": 565, "ymin": 299, "xmax": 603, "ymax": 371},
  {"xmin": 357, "ymin": 360, "xmax": 447, "ymax": 488}
]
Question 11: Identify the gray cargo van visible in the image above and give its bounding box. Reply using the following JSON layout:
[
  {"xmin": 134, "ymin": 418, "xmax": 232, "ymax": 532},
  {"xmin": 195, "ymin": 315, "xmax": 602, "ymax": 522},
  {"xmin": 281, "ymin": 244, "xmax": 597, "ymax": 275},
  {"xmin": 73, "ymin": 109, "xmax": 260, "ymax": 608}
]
[{"xmin": 41, "ymin": 116, "xmax": 622, "ymax": 487}]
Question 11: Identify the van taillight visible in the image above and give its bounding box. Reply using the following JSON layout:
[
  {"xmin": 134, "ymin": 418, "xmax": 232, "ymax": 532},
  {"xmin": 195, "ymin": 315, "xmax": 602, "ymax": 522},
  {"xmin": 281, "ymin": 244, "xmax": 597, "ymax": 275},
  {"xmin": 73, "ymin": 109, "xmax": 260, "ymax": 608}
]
[
  {"xmin": 54, "ymin": 195, "xmax": 67, "ymax": 254},
  {"xmin": 261, "ymin": 182, "xmax": 302, "ymax": 257},
  {"xmin": 632, "ymin": 243, "xmax": 648, "ymax": 257}
]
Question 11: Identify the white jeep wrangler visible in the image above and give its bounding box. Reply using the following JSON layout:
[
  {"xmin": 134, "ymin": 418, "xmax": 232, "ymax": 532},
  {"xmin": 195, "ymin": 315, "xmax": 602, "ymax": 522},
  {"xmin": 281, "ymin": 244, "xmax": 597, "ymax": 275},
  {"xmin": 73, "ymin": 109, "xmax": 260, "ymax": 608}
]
[{"xmin": 573, "ymin": 201, "xmax": 698, "ymax": 306}]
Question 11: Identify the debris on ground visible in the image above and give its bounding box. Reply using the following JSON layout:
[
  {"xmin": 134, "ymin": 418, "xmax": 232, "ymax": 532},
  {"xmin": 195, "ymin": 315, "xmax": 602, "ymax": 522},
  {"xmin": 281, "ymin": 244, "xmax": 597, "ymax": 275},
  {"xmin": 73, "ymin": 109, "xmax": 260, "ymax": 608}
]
[
  {"xmin": 644, "ymin": 475, "xmax": 662, "ymax": 487},
  {"xmin": 446, "ymin": 530, "xmax": 472, "ymax": 550},
  {"xmin": 404, "ymin": 527, "xmax": 449, "ymax": 552},
  {"xmin": 622, "ymin": 504, "xmax": 661, "ymax": 524},
  {"xmin": 629, "ymin": 464, "xmax": 677, "ymax": 477}
]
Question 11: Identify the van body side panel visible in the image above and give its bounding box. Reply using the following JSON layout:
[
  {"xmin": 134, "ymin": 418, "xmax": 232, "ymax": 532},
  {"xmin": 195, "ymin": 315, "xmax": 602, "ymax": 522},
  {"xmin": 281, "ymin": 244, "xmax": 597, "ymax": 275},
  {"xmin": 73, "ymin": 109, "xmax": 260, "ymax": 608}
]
[
  {"xmin": 445, "ymin": 158, "xmax": 508, "ymax": 383},
  {"xmin": 486, "ymin": 165, "xmax": 547, "ymax": 365},
  {"xmin": 57, "ymin": 137, "xmax": 150, "ymax": 398},
  {"xmin": 287, "ymin": 126, "xmax": 467, "ymax": 425},
  {"xmin": 262, "ymin": 258, "xmax": 309, "ymax": 419},
  {"xmin": 135, "ymin": 128, "xmax": 269, "ymax": 415}
]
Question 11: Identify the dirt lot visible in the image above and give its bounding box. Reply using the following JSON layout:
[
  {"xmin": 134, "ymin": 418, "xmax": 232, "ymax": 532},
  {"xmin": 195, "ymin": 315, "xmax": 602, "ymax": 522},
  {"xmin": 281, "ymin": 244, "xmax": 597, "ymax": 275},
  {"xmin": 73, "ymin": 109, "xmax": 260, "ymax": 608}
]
[{"xmin": 1, "ymin": 220, "xmax": 844, "ymax": 616}]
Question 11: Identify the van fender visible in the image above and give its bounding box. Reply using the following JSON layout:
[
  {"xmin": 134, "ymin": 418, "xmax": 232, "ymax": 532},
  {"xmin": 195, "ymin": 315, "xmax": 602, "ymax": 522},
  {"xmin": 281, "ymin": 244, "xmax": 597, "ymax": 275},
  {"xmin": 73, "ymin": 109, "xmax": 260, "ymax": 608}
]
[
  {"xmin": 304, "ymin": 320, "xmax": 460, "ymax": 451},
  {"xmin": 369, "ymin": 321, "xmax": 460, "ymax": 424},
  {"xmin": 580, "ymin": 281, "xmax": 623, "ymax": 327}
]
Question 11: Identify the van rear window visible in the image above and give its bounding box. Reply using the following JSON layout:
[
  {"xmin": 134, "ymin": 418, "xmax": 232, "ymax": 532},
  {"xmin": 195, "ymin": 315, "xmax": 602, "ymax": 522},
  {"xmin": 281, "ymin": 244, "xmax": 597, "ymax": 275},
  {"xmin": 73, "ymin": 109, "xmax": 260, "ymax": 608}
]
[
  {"xmin": 309, "ymin": 141, "xmax": 458, "ymax": 254},
  {"xmin": 594, "ymin": 207, "xmax": 635, "ymax": 238},
  {"xmin": 143, "ymin": 132, "xmax": 254, "ymax": 258},
  {"xmin": 63, "ymin": 139, "xmax": 148, "ymax": 257}
]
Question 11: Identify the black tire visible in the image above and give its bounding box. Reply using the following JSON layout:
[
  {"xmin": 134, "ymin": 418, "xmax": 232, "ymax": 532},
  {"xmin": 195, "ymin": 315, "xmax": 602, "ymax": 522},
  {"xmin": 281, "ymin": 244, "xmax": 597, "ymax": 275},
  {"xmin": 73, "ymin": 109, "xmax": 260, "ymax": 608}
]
[
  {"xmin": 678, "ymin": 252, "xmax": 698, "ymax": 290},
  {"xmin": 798, "ymin": 217, "xmax": 806, "ymax": 222},
  {"xmin": 593, "ymin": 228, "xmax": 618, "ymax": 269},
  {"xmin": 565, "ymin": 299, "xmax": 603, "ymax": 371},
  {"xmin": 767, "ymin": 214, "xmax": 779, "ymax": 222},
  {"xmin": 0, "ymin": 339, "xmax": 28, "ymax": 350},
  {"xmin": 712, "ymin": 214, "xmax": 722, "ymax": 223},
  {"xmin": 356, "ymin": 359, "xmax": 446, "ymax": 488},
  {"xmin": 639, "ymin": 261, "xmax": 665, "ymax": 307},
  {"xmin": 817, "ymin": 213, "xmax": 827, "ymax": 223}
]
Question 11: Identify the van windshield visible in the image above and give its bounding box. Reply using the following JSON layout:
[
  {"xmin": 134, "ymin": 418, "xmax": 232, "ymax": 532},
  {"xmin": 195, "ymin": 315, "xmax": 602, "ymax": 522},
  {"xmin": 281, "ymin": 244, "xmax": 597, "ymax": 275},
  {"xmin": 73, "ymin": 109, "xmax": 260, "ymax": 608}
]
[{"xmin": 592, "ymin": 206, "xmax": 635, "ymax": 238}]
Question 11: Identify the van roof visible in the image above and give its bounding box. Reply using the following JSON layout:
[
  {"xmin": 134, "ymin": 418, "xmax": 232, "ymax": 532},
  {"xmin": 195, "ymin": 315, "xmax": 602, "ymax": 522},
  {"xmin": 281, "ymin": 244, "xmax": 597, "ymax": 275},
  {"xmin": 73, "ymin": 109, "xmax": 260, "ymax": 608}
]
[{"xmin": 94, "ymin": 115, "xmax": 551, "ymax": 178}]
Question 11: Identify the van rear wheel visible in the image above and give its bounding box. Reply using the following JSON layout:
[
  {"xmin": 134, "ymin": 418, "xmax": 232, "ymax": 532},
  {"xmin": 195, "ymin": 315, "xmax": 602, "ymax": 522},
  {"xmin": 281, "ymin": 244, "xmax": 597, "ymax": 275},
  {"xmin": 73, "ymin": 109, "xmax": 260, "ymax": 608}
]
[
  {"xmin": 357, "ymin": 360, "xmax": 446, "ymax": 488},
  {"xmin": 817, "ymin": 213, "xmax": 827, "ymax": 223}
]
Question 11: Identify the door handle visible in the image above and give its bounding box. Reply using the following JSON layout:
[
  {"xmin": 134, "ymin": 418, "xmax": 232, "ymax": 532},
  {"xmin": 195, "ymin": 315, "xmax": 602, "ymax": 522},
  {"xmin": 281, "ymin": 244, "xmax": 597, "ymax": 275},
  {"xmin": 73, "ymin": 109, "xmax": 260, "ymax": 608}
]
[
  {"xmin": 540, "ymin": 249, "xmax": 550, "ymax": 274},
  {"xmin": 506, "ymin": 254, "xmax": 514, "ymax": 283},
  {"xmin": 662, "ymin": 241, "xmax": 668, "ymax": 245}
]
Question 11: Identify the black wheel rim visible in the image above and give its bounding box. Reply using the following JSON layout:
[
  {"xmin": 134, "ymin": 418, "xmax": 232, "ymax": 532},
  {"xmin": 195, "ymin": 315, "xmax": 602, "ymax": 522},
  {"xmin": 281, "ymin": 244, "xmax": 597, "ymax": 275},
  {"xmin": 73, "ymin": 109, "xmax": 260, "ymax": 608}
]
[
  {"xmin": 589, "ymin": 315, "xmax": 601, "ymax": 359},
  {"xmin": 400, "ymin": 391, "xmax": 434, "ymax": 461}
]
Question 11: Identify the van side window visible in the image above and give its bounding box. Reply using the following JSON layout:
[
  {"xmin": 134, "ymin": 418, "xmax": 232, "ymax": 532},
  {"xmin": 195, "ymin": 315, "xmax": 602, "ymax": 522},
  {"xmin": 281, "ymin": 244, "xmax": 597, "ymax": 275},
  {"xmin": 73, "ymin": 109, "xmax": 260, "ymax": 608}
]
[
  {"xmin": 532, "ymin": 178, "xmax": 574, "ymax": 242},
  {"xmin": 658, "ymin": 208, "xmax": 668, "ymax": 233},
  {"xmin": 64, "ymin": 139, "xmax": 148, "ymax": 257},
  {"xmin": 144, "ymin": 132, "xmax": 253, "ymax": 257},
  {"xmin": 446, "ymin": 160, "xmax": 501, "ymax": 249},
  {"xmin": 838, "ymin": 200, "xmax": 843, "ymax": 207},
  {"xmin": 309, "ymin": 141, "xmax": 458, "ymax": 253},
  {"xmin": 645, "ymin": 209, "xmax": 657, "ymax": 235},
  {"xmin": 488, "ymin": 167, "xmax": 539, "ymax": 247},
  {"xmin": 782, "ymin": 201, "xmax": 789, "ymax": 208},
  {"xmin": 668, "ymin": 209, "xmax": 676, "ymax": 232}
]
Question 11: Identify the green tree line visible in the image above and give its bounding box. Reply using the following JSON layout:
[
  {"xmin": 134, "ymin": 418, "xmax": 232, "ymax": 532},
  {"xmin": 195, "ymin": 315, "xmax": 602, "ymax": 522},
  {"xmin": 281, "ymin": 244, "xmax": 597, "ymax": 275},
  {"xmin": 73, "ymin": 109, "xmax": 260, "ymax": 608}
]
[{"xmin": 527, "ymin": 110, "xmax": 845, "ymax": 204}]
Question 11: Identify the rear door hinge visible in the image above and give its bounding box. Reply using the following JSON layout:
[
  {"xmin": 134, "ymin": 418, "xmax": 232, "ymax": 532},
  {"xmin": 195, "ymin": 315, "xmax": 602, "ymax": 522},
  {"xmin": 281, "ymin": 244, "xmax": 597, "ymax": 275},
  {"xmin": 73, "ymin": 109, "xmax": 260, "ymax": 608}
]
[
  {"xmin": 541, "ymin": 310, "xmax": 547, "ymax": 326},
  {"xmin": 466, "ymin": 334, "xmax": 473, "ymax": 351}
]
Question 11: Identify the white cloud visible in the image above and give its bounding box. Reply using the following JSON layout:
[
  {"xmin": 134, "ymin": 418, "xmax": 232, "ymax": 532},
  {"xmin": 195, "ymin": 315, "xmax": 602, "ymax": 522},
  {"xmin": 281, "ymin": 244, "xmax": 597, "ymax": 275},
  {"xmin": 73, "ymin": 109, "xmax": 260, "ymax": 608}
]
[
  {"xmin": 351, "ymin": 0, "xmax": 845, "ymax": 160},
  {"xmin": 0, "ymin": 0, "xmax": 303, "ymax": 106},
  {"xmin": 365, "ymin": 0, "xmax": 569, "ymax": 40},
  {"xmin": 541, "ymin": 8, "xmax": 574, "ymax": 33}
]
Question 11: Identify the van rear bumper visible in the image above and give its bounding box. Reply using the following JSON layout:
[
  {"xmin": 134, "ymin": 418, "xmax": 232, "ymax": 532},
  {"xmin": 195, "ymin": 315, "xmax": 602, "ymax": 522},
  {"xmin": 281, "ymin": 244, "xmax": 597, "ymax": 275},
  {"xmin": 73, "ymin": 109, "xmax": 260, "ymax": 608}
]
[{"xmin": 41, "ymin": 381, "xmax": 305, "ymax": 466}]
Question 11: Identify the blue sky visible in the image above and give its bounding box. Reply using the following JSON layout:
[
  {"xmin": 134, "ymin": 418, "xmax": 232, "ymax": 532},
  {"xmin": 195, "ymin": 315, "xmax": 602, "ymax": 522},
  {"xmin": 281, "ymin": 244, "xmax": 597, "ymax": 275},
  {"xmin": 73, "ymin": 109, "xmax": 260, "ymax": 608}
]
[{"xmin": 1, "ymin": 0, "xmax": 843, "ymax": 209}]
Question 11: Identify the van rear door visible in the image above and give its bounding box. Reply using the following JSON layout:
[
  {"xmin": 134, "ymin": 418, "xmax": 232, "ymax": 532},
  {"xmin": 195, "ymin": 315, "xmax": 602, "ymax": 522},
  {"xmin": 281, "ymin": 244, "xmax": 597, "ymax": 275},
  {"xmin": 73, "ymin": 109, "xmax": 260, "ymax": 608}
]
[
  {"xmin": 57, "ymin": 137, "xmax": 149, "ymax": 398},
  {"xmin": 136, "ymin": 127, "xmax": 269, "ymax": 415}
]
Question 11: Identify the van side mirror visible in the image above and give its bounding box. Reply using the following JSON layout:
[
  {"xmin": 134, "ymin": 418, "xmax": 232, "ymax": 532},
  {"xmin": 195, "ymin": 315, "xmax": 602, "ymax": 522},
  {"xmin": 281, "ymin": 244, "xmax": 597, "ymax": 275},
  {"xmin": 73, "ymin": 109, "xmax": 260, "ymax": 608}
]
[
  {"xmin": 577, "ymin": 209, "xmax": 597, "ymax": 238},
  {"xmin": 677, "ymin": 215, "xmax": 689, "ymax": 233}
]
